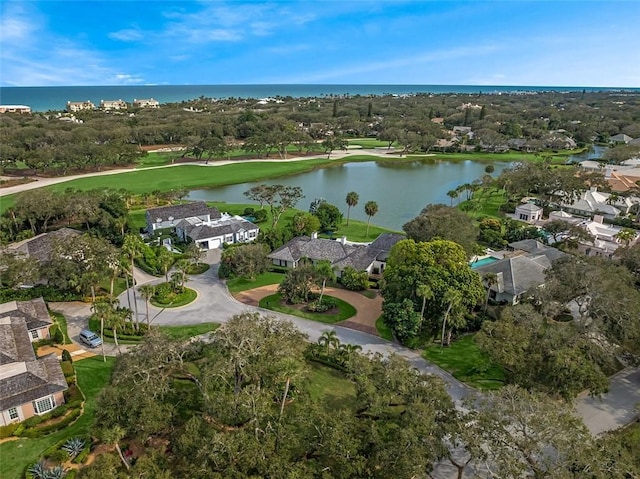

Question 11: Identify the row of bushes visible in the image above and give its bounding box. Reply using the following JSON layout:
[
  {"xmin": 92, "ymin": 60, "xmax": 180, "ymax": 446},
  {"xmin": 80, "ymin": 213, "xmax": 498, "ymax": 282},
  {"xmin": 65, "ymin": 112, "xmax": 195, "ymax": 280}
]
[
  {"xmin": 0, "ymin": 285, "xmax": 82, "ymax": 303},
  {"xmin": 305, "ymin": 344, "xmax": 349, "ymax": 372}
]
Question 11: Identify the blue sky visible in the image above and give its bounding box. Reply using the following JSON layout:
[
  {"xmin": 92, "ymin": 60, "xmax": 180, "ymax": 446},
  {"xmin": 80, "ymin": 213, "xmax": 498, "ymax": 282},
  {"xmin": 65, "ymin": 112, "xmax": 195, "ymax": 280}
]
[{"xmin": 1, "ymin": 1, "xmax": 639, "ymax": 87}]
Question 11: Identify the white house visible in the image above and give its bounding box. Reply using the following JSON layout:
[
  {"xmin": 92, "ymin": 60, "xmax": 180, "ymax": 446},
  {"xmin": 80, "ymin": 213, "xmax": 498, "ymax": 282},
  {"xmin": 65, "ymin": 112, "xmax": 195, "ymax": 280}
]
[
  {"xmin": 133, "ymin": 98, "xmax": 160, "ymax": 108},
  {"xmin": 515, "ymin": 203, "xmax": 543, "ymax": 223},
  {"xmin": 578, "ymin": 215, "xmax": 639, "ymax": 257},
  {"xmin": 561, "ymin": 187, "xmax": 638, "ymax": 219},
  {"xmin": 66, "ymin": 100, "xmax": 95, "ymax": 112},
  {"xmin": 100, "ymin": 99, "xmax": 127, "ymax": 110}
]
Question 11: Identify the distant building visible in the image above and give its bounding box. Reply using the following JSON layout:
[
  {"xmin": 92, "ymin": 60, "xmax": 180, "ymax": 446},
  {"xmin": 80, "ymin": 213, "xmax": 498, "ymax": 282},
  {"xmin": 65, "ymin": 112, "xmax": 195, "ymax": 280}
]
[
  {"xmin": 66, "ymin": 100, "xmax": 95, "ymax": 112},
  {"xmin": 0, "ymin": 105, "xmax": 31, "ymax": 114},
  {"xmin": 610, "ymin": 134, "xmax": 633, "ymax": 144},
  {"xmin": 133, "ymin": 98, "xmax": 160, "ymax": 108},
  {"xmin": 515, "ymin": 203, "xmax": 543, "ymax": 223},
  {"xmin": 100, "ymin": 99, "xmax": 127, "ymax": 110}
]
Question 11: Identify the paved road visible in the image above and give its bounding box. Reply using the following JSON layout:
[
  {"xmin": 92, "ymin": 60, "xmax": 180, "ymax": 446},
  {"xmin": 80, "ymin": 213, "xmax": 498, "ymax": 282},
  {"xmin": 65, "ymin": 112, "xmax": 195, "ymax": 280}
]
[{"xmin": 52, "ymin": 250, "xmax": 640, "ymax": 432}]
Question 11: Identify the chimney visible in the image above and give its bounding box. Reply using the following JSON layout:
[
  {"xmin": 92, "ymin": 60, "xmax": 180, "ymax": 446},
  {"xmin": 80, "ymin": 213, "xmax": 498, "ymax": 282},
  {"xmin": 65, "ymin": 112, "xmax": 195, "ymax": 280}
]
[
  {"xmin": 311, "ymin": 232, "xmax": 318, "ymax": 239},
  {"xmin": 338, "ymin": 236, "xmax": 347, "ymax": 245},
  {"xmin": 593, "ymin": 214, "xmax": 604, "ymax": 224}
]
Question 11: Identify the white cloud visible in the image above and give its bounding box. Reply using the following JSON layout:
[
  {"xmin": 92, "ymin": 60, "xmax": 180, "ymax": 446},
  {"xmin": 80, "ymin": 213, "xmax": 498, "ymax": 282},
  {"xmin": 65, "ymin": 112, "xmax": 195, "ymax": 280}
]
[{"xmin": 108, "ymin": 29, "xmax": 144, "ymax": 42}]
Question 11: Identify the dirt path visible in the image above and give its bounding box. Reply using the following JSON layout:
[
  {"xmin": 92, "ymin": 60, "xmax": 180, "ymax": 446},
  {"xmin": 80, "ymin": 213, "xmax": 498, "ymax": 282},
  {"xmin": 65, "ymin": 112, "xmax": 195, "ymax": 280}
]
[
  {"xmin": 233, "ymin": 284, "xmax": 383, "ymax": 336},
  {"xmin": 0, "ymin": 148, "xmax": 419, "ymax": 197}
]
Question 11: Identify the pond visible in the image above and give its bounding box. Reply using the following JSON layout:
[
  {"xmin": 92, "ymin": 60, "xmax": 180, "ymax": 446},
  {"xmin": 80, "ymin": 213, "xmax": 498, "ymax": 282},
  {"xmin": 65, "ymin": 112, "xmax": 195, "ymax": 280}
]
[
  {"xmin": 567, "ymin": 145, "xmax": 609, "ymax": 163},
  {"xmin": 187, "ymin": 159, "xmax": 512, "ymax": 231}
]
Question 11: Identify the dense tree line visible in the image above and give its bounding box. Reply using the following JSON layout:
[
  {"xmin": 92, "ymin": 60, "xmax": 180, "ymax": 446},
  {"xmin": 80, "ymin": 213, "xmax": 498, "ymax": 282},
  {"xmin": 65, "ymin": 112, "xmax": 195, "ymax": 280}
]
[{"xmin": 2, "ymin": 90, "xmax": 639, "ymax": 175}]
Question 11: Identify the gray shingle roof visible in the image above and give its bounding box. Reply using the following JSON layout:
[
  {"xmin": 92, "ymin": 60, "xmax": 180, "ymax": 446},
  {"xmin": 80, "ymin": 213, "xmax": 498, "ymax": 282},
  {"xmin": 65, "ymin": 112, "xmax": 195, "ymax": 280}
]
[
  {"xmin": 0, "ymin": 317, "xmax": 36, "ymax": 365},
  {"xmin": 0, "ymin": 355, "xmax": 67, "ymax": 411},
  {"xmin": 0, "ymin": 298, "xmax": 52, "ymax": 331},
  {"xmin": 146, "ymin": 202, "xmax": 221, "ymax": 222},
  {"xmin": 6, "ymin": 228, "xmax": 80, "ymax": 263},
  {"xmin": 182, "ymin": 218, "xmax": 257, "ymax": 241},
  {"xmin": 476, "ymin": 255, "xmax": 551, "ymax": 296},
  {"xmin": 508, "ymin": 240, "xmax": 567, "ymax": 262}
]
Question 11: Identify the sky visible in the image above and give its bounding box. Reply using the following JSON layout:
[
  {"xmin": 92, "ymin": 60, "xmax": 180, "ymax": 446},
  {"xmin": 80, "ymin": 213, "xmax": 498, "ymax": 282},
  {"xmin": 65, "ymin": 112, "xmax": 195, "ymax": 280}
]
[{"xmin": 1, "ymin": 1, "xmax": 639, "ymax": 87}]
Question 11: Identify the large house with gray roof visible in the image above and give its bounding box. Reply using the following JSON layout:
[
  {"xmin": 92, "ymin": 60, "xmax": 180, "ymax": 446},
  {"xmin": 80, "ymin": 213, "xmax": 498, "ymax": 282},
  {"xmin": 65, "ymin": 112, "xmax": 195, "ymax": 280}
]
[
  {"xmin": 268, "ymin": 232, "xmax": 404, "ymax": 277},
  {"xmin": 5, "ymin": 228, "xmax": 80, "ymax": 264},
  {"xmin": 146, "ymin": 201, "xmax": 259, "ymax": 249},
  {"xmin": 0, "ymin": 299, "xmax": 67, "ymax": 426},
  {"xmin": 476, "ymin": 241, "xmax": 566, "ymax": 305}
]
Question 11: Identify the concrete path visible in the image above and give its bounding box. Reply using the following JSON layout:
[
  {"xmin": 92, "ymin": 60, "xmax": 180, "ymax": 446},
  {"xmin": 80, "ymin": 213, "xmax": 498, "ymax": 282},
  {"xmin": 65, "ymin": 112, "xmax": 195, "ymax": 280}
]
[{"xmin": 575, "ymin": 366, "xmax": 640, "ymax": 435}]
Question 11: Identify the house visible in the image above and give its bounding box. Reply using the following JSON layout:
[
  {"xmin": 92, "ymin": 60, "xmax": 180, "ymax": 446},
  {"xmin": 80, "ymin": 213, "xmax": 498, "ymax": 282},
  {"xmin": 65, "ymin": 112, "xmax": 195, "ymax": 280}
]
[
  {"xmin": 0, "ymin": 301, "xmax": 67, "ymax": 426},
  {"xmin": 475, "ymin": 254, "xmax": 551, "ymax": 305},
  {"xmin": 146, "ymin": 202, "xmax": 259, "ymax": 249},
  {"xmin": 66, "ymin": 100, "xmax": 95, "ymax": 112},
  {"xmin": 610, "ymin": 134, "xmax": 633, "ymax": 144},
  {"xmin": 4, "ymin": 228, "xmax": 80, "ymax": 264},
  {"xmin": 515, "ymin": 203, "xmax": 543, "ymax": 223},
  {"xmin": 0, "ymin": 105, "xmax": 31, "ymax": 114},
  {"xmin": 133, "ymin": 98, "xmax": 160, "ymax": 108},
  {"xmin": 577, "ymin": 215, "xmax": 639, "ymax": 257},
  {"xmin": 100, "ymin": 99, "xmax": 127, "ymax": 110},
  {"xmin": 561, "ymin": 187, "xmax": 637, "ymax": 219},
  {"xmin": 507, "ymin": 239, "xmax": 568, "ymax": 263},
  {"xmin": 0, "ymin": 298, "xmax": 53, "ymax": 342},
  {"xmin": 452, "ymin": 126, "xmax": 474, "ymax": 139},
  {"xmin": 267, "ymin": 232, "xmax": 404, "ymax": 277}
]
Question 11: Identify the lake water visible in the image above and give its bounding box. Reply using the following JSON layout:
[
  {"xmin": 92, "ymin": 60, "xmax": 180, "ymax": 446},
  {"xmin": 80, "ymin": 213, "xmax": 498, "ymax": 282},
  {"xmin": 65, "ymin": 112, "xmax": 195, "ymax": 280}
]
[
  {"xmin": 567, "ymin": 145, "xmax": 609, "ymax": 163},
  {"xmin": 187, "ymin": 159, "xmax": 511, "ymax": 231}
]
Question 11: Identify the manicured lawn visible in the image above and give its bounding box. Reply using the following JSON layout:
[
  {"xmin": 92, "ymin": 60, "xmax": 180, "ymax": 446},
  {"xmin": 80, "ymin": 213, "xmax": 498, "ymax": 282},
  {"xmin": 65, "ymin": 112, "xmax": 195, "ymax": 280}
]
[
  {"xmin": 375, "ymin": 315, "xmax": 394, "ymax": 341},
  {"xmin": 226, "ymin": 271, "xmax": 285, "ymax": 294},
  {"xmin": 457, "ymin": 188, "xmax": 507, "ymax": 219},
  {"xmin": 259, "ymin": 293, "xmax": 356, "ymax": 324},
  {"xmin": 0, "ymin": 357, "xmax": 115, "ymax": 479},
  {"xmin": 305, "ymin": 362, "xmax": 356, "ymax": 412},
  {"xmin": 50, "ymin": 311, "xmax": 71, "ymax": 344},
  {"xmin": 320, "ymin": 220, "xmax": 401, "ymax": 243},
  {"xmin": 150, "ymin": 286, "xmax": 197, "ymax": 308},
  {"xmin": 136, "ymin": 151, "xmax": 182, "ymax": 168},
  {"xmin": 422, "ymin": 334, "xmax": 505, "ymax": 390},
  {"xmin": 158, "ymin": 322, "xmax": 219, "ymax": 340}
]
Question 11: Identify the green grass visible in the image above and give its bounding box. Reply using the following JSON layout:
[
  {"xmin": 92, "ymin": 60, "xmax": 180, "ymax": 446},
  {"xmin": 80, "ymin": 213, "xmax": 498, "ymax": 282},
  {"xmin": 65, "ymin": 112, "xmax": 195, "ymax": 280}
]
[
  {"xmin": 158, "ymin": 322, "xmax": 219, "ymax": 340},
  {"xmin": 375, "ymin": 315, "xmax": 394, "ymax": 341},
  {"xmin": 422, "ymin": 334, "xmax": 505, "ymax": 390},
  {"xmin": 259, "ymin": 293, "xmax": 356, "ymax": 324},
  {"xmin": 185, "ymin": 263, "xmax": 210, "ymax": 274},
  {"xmin": 0, "ymin": 357, "xmax": 115, "ymax": 479},
  {"xmin": 150, "ymin": 286, "xmax": 197, "ymax": 308},
  {"xmin": 305, "ymin": 362, "xmax": 356, "ymax": 411},
  {"xmin": 50, "ymin": 311, "xmax": 71, "ymax": 344},
  {"xmin": 457, "ymin": 188, "xmax": 507, "ymax": 219},
  {"xmin": 226, "ymin": 271, "xmax": 285, "ymax": 294}
]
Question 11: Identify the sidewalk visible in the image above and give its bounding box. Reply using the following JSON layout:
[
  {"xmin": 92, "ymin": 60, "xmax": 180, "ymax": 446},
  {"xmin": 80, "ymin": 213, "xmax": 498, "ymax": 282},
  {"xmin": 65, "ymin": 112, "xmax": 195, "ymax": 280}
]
[{"xmin": 37, "ymin": 343, "xmax": 95, "ymax": 361}]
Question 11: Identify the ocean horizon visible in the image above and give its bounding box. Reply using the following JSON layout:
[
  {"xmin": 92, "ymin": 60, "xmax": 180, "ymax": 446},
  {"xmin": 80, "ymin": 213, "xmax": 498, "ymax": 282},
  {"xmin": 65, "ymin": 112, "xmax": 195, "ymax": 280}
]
[{"xmin": 1, "ymin": 84, "xmax": 638, "ymax": 112}]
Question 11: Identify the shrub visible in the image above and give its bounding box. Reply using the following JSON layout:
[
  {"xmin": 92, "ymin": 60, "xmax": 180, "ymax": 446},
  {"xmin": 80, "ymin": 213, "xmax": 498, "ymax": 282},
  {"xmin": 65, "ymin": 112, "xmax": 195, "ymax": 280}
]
[
  {"xmin": 0, "ymin": 422, "xmax": 19, "ymax": 439},
  {"xmin": 340, "ymin": 266, "xmax": 369, "ymax": 291},
  {"xmin": 60, "ymin": 361, "xmax": 75, "ymax": 378},
  {"xmin": 61, "ymin": 349, "xmax": 73, "ymax": 363},
  {"xmin": 46, "ymin": 449, "xmax": 69, "ymax": 464},
  {"xmin": 49, "ymin": 324, "xmax": 64, "ymax": 345},
  {"xmin": 62, "ymin": 437, "xmax": 86, "ymax": 459}
]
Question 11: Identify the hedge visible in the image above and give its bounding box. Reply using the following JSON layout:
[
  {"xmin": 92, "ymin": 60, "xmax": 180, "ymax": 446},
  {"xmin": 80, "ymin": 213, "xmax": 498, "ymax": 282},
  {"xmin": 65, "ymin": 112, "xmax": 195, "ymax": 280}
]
[
  {"xmin": 19, "ymin": 408, "xmax": 82, "ymax": 438},
  {"xmin": 0, "ymin": 422, "xmax": 19, "ymax": 439}
]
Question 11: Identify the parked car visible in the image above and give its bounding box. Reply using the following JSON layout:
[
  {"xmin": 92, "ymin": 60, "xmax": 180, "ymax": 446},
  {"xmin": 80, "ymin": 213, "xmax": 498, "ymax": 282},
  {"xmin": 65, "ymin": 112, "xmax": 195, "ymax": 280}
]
[{"xmin": 79, "ymin": 329, "xmax": 102, "ymax": 348}]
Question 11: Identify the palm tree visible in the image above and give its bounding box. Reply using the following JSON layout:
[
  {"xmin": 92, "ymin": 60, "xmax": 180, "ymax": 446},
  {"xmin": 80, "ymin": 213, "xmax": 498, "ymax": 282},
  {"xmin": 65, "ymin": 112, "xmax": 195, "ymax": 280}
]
[
  {"xmin": 174, "ymin": 258, "xmax": 191, "ymax": 288},
  {"xmin": 138, "ymin": 284, "xmax": 155, "ymax": 327},
  {"xmin": 338, "ymin": 343, "xmax": 362, "ymax": 363},
  {"xmin": 441, "ymin": 289, "xmax": 462, "ymax": 348},
  {"xmin": 122, "ymin": 234, "xmax": 144, "ymax": 326},
  {"xmin": 318, "ymin": 330, "xmax": 340, "ymax": 355},
  {"xmin": 416, "ymin": 283, "xmax": 434, "ymax": 326},
  {"xmin": 314, "ymin": 260, "xmax": 335, "ymax": 305},
  {"xmin": 91, "ymin": 299, "xmax": 114, "ymax": 362},
  {"xmin": 99, "ymin": 425, "xmax": 130, "ymax": 470},
  {"xmin": 345, "ymin": 191, "xmax": 359, "ymax": 226},
  {"xmin": 106, "ymin": 306, "xmax": 131, "ymax": 355},
  {"xmin": 156, "ymin": 247, "xmax": 174, "ymax": 283},
  {"xmin": 364, "ymin": 200, "xmax": 378, "ymax": 238},
  {"xmin": 446, "ymin": 189, "xmax": 458, "ymax": 207},
  {"xmin": 615, "ymin": 228, "xmax": 636, "ymax": 247}
]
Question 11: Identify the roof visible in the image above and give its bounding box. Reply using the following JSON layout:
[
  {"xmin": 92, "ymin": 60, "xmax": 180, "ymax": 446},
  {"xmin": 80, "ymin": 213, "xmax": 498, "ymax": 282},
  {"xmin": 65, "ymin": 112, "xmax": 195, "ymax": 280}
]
[
  {"xmin": 180, "ymin": 216, "xmax": 258, "ymax": 241},
  {"xmin": 476, "ymin": 255, "xmax": 551, "ymax": 296},
  {"xmin": 269, "ymin": 233, "xmax": 404, "ymax": 270},
  {"xmin": 0, "ymin": 298, "xmax": 53, "ymax": 332},
  {"xmin": 516, "ymin": 203, "xmax": 542, "ymax": 213},
  {"xmin": 0, "ymin": 354, "xmax": 67, "ymax": 411},
  {"xmin": 0, "ymin": 317, "xmax": 36, "ymax": 365},
  {"xmin": 508, "ymin": 239, "xmax": 567, "ymax": 262},
  {"xmin": 146, "ymin": 202, "xmax": 221, "ymax": 223},
  {"xmin": 5, "ymin": 228, "xmax": 80, "ymax": 263}
]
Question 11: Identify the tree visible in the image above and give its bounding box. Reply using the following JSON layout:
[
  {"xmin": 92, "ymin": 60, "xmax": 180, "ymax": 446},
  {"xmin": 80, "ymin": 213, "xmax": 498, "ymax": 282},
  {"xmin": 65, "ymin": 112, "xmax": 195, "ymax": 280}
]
[
  {"xmin": 403, "ymin": 203, "xmax": 478, "ymax": 257},
  {"xmin": 289, "ymin": 212, "xmax": 321, "ymax": 236},
  {"xmin": 364, "ymin": 200, "xmax": 378, "ymax": 237},
  {"xmin": 245, "ymin": 184, "xmax": 304, "ymax": 228},
  {"xmin": 314, "ymin": 260, "xmax": 335, "ymax": 305},
  {"xmin": 278, "ymin": 263, "xmax": 317, "ymax": 304},
  {"xmin": 340, "ymin": 266, "xmax": 370, "ymax": 291},
  {"xmin": 321, "ymin": 134, "xmax": 348, "ymax": 158},
  {"xmin": 0, "ymin": 252, "xmax": 39, "ymax": 288},
  {"xmin": 615, "ymin": 227, "xmax": 637, "ymax": 247},
  {"xmin": 313, "ymin": 201, "xmax": 343, "ymax": 231},
  {"xmin": 446, "ymin": 189, "xmax": 458, "ymax": 207},
  {"xmin": 184, "ymin": 242, "xmax": 205, "ymax": 267},
  {"xmin": 122, "ymin": 234, "xmax": 144, "ymax": 325},
  {"xmin": 345, "ymin": 191, "xmax": 359, "ymax": 226},
  {"xmin": 382, "ymin": 299, "xmax": 421, "ymax": 343},
  {"xmin": 156, "ymin": 247, "xmax": 174, "ymax": 282},
  {"xmin": 440, "ymin": 289, "xmax": 462, "ymax": 347},
  {"xmin": 318, "ymin": 330, "xmax": 340, "ymax": 355},
  {"xmin": 382, "ymin": 239, "xmax": 484, "ymax": 343},
  {"xmin": 137, "ymin": 284, "xmax": 155, "ymax": 327},
  {"xmin": 219, "ymin": 243, "xmax": 270, "ymax": 280},
  {"xmin": 98, "ymin": 425, "xmax": 130, "ymax": 470}
]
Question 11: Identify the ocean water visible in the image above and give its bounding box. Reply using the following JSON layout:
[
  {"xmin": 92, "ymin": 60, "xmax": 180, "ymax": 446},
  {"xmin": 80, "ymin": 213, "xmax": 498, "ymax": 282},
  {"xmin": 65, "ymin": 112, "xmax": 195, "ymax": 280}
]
[{"xmin": 1, "ymin": 84, "xmax": 638, "ymax": 112}]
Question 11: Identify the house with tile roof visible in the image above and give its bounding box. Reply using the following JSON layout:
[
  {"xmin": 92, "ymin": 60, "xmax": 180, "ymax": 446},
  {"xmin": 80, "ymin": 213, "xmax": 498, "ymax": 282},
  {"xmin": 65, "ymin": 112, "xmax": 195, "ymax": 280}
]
[
  {"xmin": 0, "ymin": 299, "xmax": 66, "ymax": 426},
  {"xmin": 268, "ymin": 232, "xmax": 404, "ymax": 277}
]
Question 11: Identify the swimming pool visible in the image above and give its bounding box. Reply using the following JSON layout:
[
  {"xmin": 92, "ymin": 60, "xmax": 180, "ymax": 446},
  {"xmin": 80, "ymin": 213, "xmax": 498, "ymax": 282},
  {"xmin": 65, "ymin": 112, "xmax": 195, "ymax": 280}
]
[{"xmin": 471, "ymin": 257, "xmax": 499, "ymax": 269}]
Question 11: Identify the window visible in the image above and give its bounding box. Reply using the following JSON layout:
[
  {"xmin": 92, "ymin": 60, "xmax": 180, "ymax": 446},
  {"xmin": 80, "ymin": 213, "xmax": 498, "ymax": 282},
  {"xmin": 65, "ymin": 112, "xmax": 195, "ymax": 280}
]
[
  {"xmin": 30, "ymin": 330, "xmax": 39, "ymax": 340},
  {"xmin": 225, "ymin": 235, "xmax": 233, "ymax": 242},
  {"xmin": 8, "ymin": 408, "xmax": 18, "ymax": 420},
  {"xmin": 33, "ymin": 396, "xmax": 54, "ymax": 414}
]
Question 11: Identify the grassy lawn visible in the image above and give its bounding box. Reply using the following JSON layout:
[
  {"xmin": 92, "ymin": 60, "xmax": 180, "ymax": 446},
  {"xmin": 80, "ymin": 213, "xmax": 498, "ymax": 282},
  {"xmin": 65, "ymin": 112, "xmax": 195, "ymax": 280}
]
[
  {"xmin": 50, "ymin": 311, "xmax": 71, "ymax": 344},
  {"xmin": 259, "ymin": 293, "xmax": 356, "ymax": 324},
  {"xmin": 375, "ymin": 315, "xmax": 394, "ymax": 341},
  {"xmin": 150, "ymin": 286, "xmax": 197, "ymax": 308},
  {"xmin": 305, "ymin": 362, "xmax": 356, "ymax": 412},
  {"xmin": 158, "ymin": 322, "xmax": 219, "ymax": 340},
  {"xmin": 0, "ymin": 357, "xmax": 115, "ymax": 479},
  {"xmin": 226, "ymin": 271, "xmax": 285, "ymax": 294},
  {"xmin": 457, "ymin": 188, "xmax": 507, "ymax": 219},
  {"xmin": 422, "ymin": 334, "xmax": 505, "ymax": 390},
  {"xmin": 136, "ymin": 151, "xmax": 182, "ymax": 168}
]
